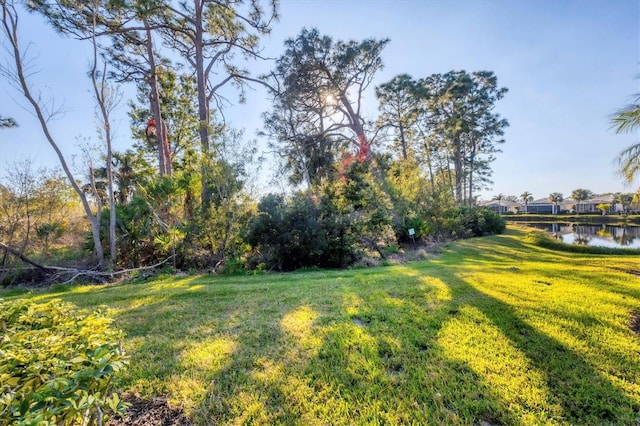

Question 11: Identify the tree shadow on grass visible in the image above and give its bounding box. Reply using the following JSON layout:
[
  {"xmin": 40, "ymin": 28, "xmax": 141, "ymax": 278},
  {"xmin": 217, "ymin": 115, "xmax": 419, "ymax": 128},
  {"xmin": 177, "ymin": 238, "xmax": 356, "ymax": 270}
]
[
  {"xmin": 403, "ymin": 263, "xmax": 640, "ymax": 424},
  {"xmin": 131, "ymin": 275, "xmax": 516, "ymax": 425},
  {"xmin": 116, "ymin": 277, "xmax": 329, "ymax": 424},
  {"xmin": 25, "ymin": 261, "xmax": 640, "ymax": 424},
  {"xmin": 299, "ymin": 287, "xmax": 518, "ymax": 425},
  {"xmin": 31, "ymin": 275, "xmax": 307, "ymax": 412}
]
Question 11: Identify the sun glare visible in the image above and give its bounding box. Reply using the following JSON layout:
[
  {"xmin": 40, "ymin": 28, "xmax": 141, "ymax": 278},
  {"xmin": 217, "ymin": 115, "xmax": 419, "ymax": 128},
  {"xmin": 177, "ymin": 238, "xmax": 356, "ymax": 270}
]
[{"xmin": 325, "ymin": 93, "xmax": 336, "ymax": 105}]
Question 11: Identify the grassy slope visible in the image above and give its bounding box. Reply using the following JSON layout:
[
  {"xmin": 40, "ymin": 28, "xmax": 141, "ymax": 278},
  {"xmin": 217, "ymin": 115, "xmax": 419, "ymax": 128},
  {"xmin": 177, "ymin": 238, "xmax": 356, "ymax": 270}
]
[{"xmin": 3, "ymin": 227, "xmax": 640, "ymax": 425}]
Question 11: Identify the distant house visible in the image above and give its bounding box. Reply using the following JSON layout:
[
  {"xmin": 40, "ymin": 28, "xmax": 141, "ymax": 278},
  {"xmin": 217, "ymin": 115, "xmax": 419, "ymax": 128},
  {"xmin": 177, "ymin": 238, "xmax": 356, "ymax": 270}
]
[
  {"xmin": 575, "ymin": 195, "xmax": 623, "ymax": 214},
  {"xmin": 526, "ymin": 198, "xmax": 574, "ymax": 214},
  {"xmin": 477, "ymin": 193, "xmax": 632, "ymax": 215},
  {"xmin": 479, "ymin": 199, "xmax": 520, "ymax": 214}
]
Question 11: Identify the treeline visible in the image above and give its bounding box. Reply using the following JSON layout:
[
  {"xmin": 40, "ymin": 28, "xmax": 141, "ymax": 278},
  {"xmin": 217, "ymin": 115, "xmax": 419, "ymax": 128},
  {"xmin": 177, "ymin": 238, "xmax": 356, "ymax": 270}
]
[
  {"xmin": 0, "ymin": 157, "xmax": 506, "ymax": 280},
  {"xmin": 0, "ymin": 1, "xmax": 507, "ymax": 282}
]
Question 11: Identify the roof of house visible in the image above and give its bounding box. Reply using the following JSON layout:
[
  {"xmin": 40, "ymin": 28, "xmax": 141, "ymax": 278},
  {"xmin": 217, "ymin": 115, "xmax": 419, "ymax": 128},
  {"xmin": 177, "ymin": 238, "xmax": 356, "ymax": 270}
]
[
  {"xmin": 578, "ymin": 195, "xmax": 614, "ymax": 204},
  {"xmin": 529, "ymin": 198, "xmax": 573, "ymax": 205},
  {"xmin": 480, "ymin": 199, "xmax": 520, "ymax": 207}
]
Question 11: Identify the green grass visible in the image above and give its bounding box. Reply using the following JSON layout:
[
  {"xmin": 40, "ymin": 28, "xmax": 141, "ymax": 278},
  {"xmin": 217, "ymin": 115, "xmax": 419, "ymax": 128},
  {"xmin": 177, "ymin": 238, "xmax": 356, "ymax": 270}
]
[{"xmin": 3, "ymin": 227, "xmax": 640, "ymax": 425}]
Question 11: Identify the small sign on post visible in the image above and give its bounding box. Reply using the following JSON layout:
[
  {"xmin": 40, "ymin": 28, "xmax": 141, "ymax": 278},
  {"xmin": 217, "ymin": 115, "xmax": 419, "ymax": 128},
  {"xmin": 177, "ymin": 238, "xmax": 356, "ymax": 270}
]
[{"xmin": 408, "ymin": 228, "xmax": 416, "ymax": 249}]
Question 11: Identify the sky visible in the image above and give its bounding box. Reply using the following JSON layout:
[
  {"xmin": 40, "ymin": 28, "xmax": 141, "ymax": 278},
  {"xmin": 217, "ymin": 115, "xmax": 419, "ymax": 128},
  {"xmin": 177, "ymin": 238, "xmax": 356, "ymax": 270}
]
[{"xmin": 1, "ymin": 0, "xmax": 639, "ymax": 201}]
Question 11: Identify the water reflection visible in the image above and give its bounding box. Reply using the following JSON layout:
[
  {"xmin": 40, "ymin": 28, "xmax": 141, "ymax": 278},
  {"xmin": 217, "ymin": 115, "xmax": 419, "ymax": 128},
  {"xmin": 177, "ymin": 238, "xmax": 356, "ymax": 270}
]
[{"xmin": 525, "ymin": 222, "xmax": 640, "ymax": 249}]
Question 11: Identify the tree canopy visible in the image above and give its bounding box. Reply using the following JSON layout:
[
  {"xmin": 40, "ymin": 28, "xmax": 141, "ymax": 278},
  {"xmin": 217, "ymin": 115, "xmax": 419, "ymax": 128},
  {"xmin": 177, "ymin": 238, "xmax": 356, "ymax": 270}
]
[{"xmin": 1, "ymin": 2, "xmax": 516, "ymax": 276}]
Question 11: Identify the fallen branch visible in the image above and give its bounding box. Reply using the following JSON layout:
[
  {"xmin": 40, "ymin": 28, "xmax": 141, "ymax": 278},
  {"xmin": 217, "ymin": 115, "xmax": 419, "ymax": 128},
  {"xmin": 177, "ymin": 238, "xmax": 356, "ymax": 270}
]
[
  {"xmin": 57, "ymin": 255, "xmax": 176, "ymax": 285},
  {"xmin": 0, "ymin": 242, "xmax": 53, "ymax": 273},
  {"xmin": 0, "ymin": 241, "xmax": 175, "ymax": 286}
]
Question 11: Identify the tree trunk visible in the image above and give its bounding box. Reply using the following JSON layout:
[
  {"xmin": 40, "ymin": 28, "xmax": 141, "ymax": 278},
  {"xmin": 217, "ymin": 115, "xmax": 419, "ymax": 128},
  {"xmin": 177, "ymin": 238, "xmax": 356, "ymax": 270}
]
[
  {"xmin": 399, "ymin": 124, "xmax": 407, "ymax": 160},
  {"xmin": 453, "ymin": 135, "xmax": 464, "ymax": 205},
  {"xmin": 467, "ymin": 167, "xmax": 473, "ymax": 207},
  {"xmin": 145, "ymin": 25, "xmax": 171, "ymax": 177},
  {"xmin": 87, "ymin": 161, "xmax": 106, "ymax": 267},
  {"xmin": 194, "ymin": 0, "xmax": 211, "ymax": 206},
  {"xmin": 18, "ymin": 192, "xmax": 32, "ymax": 256},
  {"xmin": 1, "ymin": 2, "xmax": 106, "ymax": 268},
  {"xmin": 2, "ymin": 10, "xmax": 104, "ymax": 268},
  {"xmin": 467, "ymin": 152, "xmax": 475, "ymax": 207},
  {"xmin": 89, "ymin": 12, "xmax": 117, "ymax": 269},
  {"xmin": 467, "ymin": 137, "xmax": 477, "ymax": 207},
  {"xmin": 422, "ymin": 140, "xmax": 436, "ymax": 194},
  {"xmin": 340, "ymin": 94, "xmax": 371, "ymax": 162}
]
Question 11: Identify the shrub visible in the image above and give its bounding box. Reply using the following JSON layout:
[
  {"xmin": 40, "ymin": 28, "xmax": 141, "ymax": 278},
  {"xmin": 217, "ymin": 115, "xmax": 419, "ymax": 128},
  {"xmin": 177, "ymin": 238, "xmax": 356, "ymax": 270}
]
[
  {"xmin": 466, "ymin": 207, "xmax": 506, "ymax": 236},
  {"xmin": 246, "ymin": 162, "xmax": 398, "ymax": 270},
  {"xmin": 430, "ymin": 207, "xmax": 506, "ymax": 239},
  {"xmin": 0, "ymin": 298, "xmax": 129, "ymax": 425},
  {"xmin": 246, "ymin": 193, "xmax": 328, "ymax": 270}
]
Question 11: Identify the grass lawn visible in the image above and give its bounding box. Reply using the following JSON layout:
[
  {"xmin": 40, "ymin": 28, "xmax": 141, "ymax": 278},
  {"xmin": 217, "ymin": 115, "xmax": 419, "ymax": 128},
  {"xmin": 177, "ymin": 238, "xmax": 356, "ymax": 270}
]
[{"xmin": 3, "ymin": 227, "xmax": 640, "ymax": 425}]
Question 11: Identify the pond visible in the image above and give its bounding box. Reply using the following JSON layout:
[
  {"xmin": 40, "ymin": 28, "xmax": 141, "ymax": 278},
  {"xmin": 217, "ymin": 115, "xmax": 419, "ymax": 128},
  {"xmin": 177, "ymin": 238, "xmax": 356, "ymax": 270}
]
[{"xmin": 523, "ymin": 222, "xmax": 640, "ymax": 249}]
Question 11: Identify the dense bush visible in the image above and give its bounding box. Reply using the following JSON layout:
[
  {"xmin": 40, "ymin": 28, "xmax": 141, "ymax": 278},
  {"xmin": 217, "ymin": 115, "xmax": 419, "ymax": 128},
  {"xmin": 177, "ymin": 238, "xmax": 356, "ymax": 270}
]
[
  {"xmin": 245, "ymin": 193, "xmax": 356, "ymax": 270},
  {"xmin": 432, "ymin": 207, "xmax": 506, "ymax": 239},
  {"xmin": 246, "ymin": 187, "xmax": 508, "ymax": 270},
  {"xmin": 462, "ymin": 207, "xmax": 507, "ymax": 236},
  {"xmin": 246, "ymin": 194, "xmax": 325, "ymax": 270},
  {"xmin": 0, "ymin": 299, "xmax": 129, "ymax": 425},
  {"xmin": 246, "ymin": 161, "xmax": 399, "ymax": 270}
]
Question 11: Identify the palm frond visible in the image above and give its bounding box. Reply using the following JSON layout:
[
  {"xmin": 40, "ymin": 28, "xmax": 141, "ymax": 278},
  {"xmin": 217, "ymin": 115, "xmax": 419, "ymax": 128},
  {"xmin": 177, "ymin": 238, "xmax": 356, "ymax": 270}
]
[
  {"xmin": 611, "ymin": 96, "xmax": 640, "ymax": 134},
  {"xmin": 616, "ymin": 143, "xmax": 640, "ymax": 183}
]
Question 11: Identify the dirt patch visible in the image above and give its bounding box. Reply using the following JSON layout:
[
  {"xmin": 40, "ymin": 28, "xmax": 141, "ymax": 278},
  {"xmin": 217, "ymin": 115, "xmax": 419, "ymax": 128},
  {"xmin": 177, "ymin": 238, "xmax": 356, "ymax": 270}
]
[
  {"xmin": 108, "ymin": 394, "xmax": 191, "ymax": 426},
  {"xmin": 387, "ymin": 241, "xmax": 442, "ymax": 264},
  {"xmin": 630, "ymin": 311, "xmax": 640, "ymax": 338},
  {"xmin": 352, "ymin": 317, "xmax": 371, "ymax": 327}
]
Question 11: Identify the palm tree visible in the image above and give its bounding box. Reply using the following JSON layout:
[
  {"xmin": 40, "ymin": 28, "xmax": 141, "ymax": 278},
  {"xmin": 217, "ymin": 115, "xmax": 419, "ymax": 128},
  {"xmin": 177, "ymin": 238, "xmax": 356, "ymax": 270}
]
[
  {"xmin": 612, "ymin": 95, "xmax": 640, "ymax": 182},
  {"xmin": 548, "ymin": 192, "xmax": 563, "ymax": 215},
  {"xmin": 571, "ymin": 188, "xmax": 593, "ymax": 214},
  {"xmin": 520, "ymin": 191, "xmax": 533, "ymax": 214},
  {"xmin": 492, "ymin": 193, "xmax": 505, "ymax": 214},
  {"xmin": 113, "ymin": 152, "xmax": 137, "ymax": 205},
  {"xmin": 612, "ymin": 192, "xmax": 633, "ymax": 215}
]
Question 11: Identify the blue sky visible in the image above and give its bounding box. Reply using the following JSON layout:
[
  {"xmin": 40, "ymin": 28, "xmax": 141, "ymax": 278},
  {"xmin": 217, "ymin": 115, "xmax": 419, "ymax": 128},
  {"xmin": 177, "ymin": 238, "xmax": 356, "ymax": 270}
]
[{"xmin": 1, "ymin": 0, "xmax": 638, "ymax": 200}]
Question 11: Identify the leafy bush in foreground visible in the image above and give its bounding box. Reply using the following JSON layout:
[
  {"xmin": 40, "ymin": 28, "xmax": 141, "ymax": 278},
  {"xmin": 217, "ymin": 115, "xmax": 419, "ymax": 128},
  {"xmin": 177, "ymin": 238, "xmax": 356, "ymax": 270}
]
[{"xmin": 0, "ymin": 299, "xmax": 129, "ymax": 425}]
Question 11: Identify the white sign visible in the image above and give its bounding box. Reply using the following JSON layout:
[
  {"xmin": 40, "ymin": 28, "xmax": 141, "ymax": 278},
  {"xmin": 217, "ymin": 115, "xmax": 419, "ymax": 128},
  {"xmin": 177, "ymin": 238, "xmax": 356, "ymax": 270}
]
[{"xmin": 408, "ymin": 228, "xmax": 415, "ymax": 236}]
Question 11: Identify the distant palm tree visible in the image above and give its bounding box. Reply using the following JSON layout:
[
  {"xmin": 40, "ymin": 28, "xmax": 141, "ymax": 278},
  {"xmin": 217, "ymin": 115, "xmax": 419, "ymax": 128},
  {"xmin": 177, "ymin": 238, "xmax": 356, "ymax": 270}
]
[
  {"xmin": 520, "ymin": 191, "xmax": 533, "ymax": 214},
  {"xmin": 611, "ymin": 192, "xmax": 633, "ymax": 215},
  {"xmin": 611, "ymin": 95, "xmax": 640, "ymax": 182},
  {"xmin": 492, "ymin": 193, "xmax": 505, "ymax": 214},
  {"xmin": 571, "ymin": 188, "xmax": 593, "ymax": 214},
  {"xmin": 548, "ymin": 192, "xmax": 563, "ymax": 215}
]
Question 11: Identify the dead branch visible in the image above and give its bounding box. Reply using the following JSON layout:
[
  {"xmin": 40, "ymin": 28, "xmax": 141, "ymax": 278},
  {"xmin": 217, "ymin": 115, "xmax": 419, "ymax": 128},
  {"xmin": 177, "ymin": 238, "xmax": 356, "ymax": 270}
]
[
  {"xmin": 0, "ymin": 242, "xmax": 53, "ymax": 273},
  {"xmin": 0, "ymin": 242, "xmax": 175, "ymax": 286}
]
